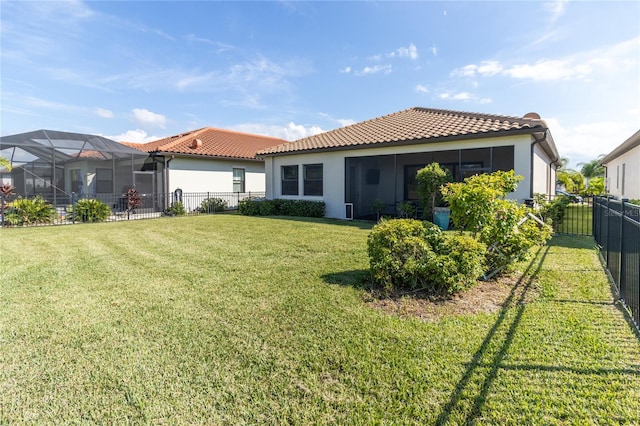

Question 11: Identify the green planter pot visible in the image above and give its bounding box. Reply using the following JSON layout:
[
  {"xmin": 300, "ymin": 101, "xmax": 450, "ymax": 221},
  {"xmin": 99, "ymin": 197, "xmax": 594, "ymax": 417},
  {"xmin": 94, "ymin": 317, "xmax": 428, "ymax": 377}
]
[{"xmin": 433, "ymin": 207, "xmax": 451, "ymax": 230}]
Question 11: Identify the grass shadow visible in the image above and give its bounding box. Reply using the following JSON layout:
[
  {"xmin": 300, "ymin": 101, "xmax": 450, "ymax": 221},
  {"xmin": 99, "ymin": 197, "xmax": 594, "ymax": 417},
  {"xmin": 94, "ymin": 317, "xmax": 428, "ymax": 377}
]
[
  {"xmin": 253, "ymin": 215, "xmax": 376, "ymax": 230},
  {"xmin": 547, "ymin": 234, "xmax": 597, "ymax": 249},
  {"xmin": 435, "ymin": 244, "xmax": 549, "ymax": 425},
  {"xmin": 322, "ymin": 269, "xmax": 370, "ymax": 288}
]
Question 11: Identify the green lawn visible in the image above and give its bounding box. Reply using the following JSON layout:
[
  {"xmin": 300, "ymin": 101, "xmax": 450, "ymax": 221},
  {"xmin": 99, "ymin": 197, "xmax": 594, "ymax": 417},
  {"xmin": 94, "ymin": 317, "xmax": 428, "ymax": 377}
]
[
  {"xmin": 556, "ymin": 202, "xmax": 593, "ymax": 236},
  {"xmin": 1, "ymin": 216, "xmax": 639, "ymax": 424}
]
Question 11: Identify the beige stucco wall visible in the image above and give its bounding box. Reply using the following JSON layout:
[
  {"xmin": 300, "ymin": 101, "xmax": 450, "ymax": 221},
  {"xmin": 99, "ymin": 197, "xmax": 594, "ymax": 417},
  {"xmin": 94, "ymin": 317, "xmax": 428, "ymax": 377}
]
[
  {"xmin": 169, "ymin": 157, "xmax": 265, "ymax": 194},
  {"xmin": 264, "ymin": 134, "xmax": 550, "ymax": 219},
  {"xmin": 604, "ymin": 144, "xmax": 640, "ymax": 200}
]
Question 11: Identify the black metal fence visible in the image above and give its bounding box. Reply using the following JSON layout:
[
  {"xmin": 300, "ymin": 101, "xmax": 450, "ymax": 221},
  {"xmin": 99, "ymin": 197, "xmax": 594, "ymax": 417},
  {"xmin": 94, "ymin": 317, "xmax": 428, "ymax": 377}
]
[
  {"xmin": 593, "ymin": 197, "xmax": 640, "ymax": 331},
  {"xmin": 0, "ymin": 191, "xmax": 264, "ymax": 227},
  {"xmin": 549, "ymin": 195, "xmax": 594, "ymax": 236}
]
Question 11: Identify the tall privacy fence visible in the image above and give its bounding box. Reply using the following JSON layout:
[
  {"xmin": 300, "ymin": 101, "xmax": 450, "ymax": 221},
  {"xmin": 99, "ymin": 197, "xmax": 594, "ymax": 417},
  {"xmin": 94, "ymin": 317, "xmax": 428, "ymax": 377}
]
[
  {"xmin": 593, "ymin": 197, "xmax": 640, "ymax": 331},
  {"xmin": 0, "ymin": 191, "xmax": 265, "ymax": 227}
]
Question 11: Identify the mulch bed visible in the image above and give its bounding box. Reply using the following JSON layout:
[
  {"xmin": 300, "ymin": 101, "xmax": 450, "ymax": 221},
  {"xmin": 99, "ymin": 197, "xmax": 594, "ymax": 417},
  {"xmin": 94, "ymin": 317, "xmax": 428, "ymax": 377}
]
[{"xmin": 363, "ymin": 273, "xmax": 539, "ymax": 322}]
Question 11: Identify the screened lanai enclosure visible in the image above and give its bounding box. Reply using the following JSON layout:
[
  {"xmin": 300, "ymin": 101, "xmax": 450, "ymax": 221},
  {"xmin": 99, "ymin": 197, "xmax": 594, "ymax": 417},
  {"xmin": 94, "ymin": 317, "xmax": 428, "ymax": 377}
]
[
  {"xmin": 0, "ymin": 130, "xmax": 156, "ymax": 209},
  {"xmin": 344, "ymin": 145, "xmax": 515, "ymax": 219}
]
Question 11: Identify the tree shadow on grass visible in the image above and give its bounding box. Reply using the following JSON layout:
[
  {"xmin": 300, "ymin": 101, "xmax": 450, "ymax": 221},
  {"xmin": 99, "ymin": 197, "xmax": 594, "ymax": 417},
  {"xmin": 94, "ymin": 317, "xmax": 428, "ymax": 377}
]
[
  {"xmin": 547, "ymin": 234, "xmax": 597, "ymax": 249},
  {"xmin": 322, "ymin": 269, "xmax": 370, "ymax": 289},
  {"xmin": 434, "ymin": 244, "xmax": 549, "ymax": 425}
]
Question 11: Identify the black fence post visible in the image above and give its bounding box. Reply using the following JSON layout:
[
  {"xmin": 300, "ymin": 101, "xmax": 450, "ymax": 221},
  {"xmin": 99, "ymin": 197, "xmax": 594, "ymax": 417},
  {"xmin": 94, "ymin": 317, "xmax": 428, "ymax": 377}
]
[
  {"xmin": 1, "ymin": 192, "xmax": 4, "ymax": 228},
  {"xmin": 620, "ymin": 199, "xmax": 628, "ymax": 298},
  {"xmin": 71, "ymin": 193, "xmax": 76, "ymax": 224}
]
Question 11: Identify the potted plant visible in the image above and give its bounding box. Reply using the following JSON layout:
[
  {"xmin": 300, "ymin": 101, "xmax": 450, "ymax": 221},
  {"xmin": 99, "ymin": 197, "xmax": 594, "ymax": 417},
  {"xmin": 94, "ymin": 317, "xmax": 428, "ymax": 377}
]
[
  {"xmin": 416, "ymin": 162, "xmax": 451, "ymax": 227},
  {"xmin": 370, "ymin": 199, "xmax": 386, "ymax": 221}
]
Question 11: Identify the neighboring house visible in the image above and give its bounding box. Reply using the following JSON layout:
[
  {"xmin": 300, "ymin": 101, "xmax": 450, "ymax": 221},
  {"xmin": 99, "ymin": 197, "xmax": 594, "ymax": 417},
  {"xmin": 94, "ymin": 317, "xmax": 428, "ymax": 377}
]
[
  {"xmin": 600, "ymin": 129, "xmax": 640, "ymax": 200},
  {"xmin": 0, "ymin": 129, "xmax": 148, "ymax": 204},
  {"xmin": 121, "ymin": 127, "xmax": 288, "ymax": 196},
  {"xmin": 258, "ymin": 107, "xmax": 561, "ymax": 220}
]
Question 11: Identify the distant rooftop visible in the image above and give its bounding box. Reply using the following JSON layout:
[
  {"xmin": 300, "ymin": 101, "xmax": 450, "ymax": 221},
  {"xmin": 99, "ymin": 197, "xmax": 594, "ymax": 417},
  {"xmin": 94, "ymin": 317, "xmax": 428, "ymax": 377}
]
[{"xmin": 122, "ymin": 127, "xmax": 288, "ymax": 160}]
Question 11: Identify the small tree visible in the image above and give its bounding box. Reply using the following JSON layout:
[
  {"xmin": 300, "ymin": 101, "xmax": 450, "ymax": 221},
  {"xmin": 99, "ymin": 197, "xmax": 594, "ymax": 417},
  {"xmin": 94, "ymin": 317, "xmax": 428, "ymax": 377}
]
[
  {"xmin": 370, "ymin": 199, "xmax": 386, "ymax": 221},
  {"xmin": 126, "ymin": 188, "xmax": 143, "ymax": 213},
  {"xmin": 416, "ymin": 162, "xmax": 451, "ymax": 220}
]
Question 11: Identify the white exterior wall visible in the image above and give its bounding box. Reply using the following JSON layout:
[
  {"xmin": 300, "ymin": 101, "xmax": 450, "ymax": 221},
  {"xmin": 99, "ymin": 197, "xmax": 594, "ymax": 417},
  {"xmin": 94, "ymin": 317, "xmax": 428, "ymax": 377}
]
[
  {"xmin": 265, "ymin": 134, "xmax": 541, "ymax": 219},
  {"xmin": 169, "ymin": 157, "xmax": 265, "ymax": 194},
  {"xmin": 532, "ymin": 143, "xmax": 554, "ymax": 196},
  {"xmin": 604, "ymin": 144, "xmax": 640, "ymax": 200}
]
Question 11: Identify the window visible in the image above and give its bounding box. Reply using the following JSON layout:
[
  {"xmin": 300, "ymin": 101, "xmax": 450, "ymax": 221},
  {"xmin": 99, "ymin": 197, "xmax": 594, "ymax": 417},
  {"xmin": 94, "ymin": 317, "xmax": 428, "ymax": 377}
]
[
  {"xmin": 281, "ymin": 165, "xmax": 298, "ymax": 195},
  {"xmin": 622, "ymin": 163, "xmax": 626, "ymax": 196},
  {"xmin": 233, "ymin": 168, "xmax": 245, "ymax": 192},
  {"xmin": 304, "ymin": 164, "xmax": 323, "ymax": 196},
  {"xmin": 96, "ymin": 168, "xmax": 113, "ymax": 194},
  {"xmin": 71, "ymin": 169, "xmax": 82, "ymax": 194}
]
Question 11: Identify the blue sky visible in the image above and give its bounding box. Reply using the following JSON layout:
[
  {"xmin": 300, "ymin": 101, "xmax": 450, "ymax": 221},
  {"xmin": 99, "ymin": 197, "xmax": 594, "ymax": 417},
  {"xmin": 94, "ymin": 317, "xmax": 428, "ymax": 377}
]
[{"xmin": 1, "ymin": 1, "xmax": 638, "ymax": 169}]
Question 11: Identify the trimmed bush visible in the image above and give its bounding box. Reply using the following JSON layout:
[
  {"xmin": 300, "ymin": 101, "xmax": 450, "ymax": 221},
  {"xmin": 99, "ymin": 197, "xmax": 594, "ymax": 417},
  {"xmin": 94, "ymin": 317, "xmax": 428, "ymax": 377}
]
[
  {"xmin": 73, "ymin": 198, "xmax": 111, "ymax": 223},
  {"xmin": 239, "ymin": 199, "xmax": 325, "ymax": 218},
  {"xmin": 199, "ymin": 197, "xmax": 227, "ymax": 213},
  {"xmin": 367, "ymin": 219, "xmax": 486, "ymax": 293},
  {"xmin": 4, "ymin": 196, "xmax": 56, "ymax": 226},
  {"xmin": 165, "ymin": 201, "xmax": 186, "ymax": 216}
]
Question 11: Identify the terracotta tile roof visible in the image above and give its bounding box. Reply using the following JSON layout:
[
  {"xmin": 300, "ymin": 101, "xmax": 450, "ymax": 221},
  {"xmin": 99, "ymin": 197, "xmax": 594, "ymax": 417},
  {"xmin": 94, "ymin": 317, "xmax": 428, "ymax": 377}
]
[
  {"xmin": 258, "ymin": 107, "xmax": 548, "ymax": 156},
  {"xmin": 122, "ymin": 127, "xmax": 288, "ymax": 160}
]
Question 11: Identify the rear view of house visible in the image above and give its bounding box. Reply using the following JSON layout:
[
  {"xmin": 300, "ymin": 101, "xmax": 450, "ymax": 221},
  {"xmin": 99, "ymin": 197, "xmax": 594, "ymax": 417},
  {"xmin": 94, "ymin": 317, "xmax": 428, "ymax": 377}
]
[{"xmin": 258, "ymin": 107, "xmax": 561, "ymax": 220}]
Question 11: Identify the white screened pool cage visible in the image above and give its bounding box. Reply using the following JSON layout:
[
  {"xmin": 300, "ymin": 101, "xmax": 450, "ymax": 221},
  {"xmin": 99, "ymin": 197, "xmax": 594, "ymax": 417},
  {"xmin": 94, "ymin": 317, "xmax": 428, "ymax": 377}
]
[{"xmin": 0, "ymin": 129, "xmax": 158, "ymax": 208}]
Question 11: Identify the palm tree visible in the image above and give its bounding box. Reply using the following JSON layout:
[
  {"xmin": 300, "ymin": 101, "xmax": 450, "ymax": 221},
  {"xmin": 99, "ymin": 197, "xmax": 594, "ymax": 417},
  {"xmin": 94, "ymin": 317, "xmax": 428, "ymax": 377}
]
[
  {"xmin": 577, "ymin": 155, "xmax": 605, "ymax": 189},
  {"xmin": 0, "ymin": 156, "xmax": 11, "ymax": 171}
]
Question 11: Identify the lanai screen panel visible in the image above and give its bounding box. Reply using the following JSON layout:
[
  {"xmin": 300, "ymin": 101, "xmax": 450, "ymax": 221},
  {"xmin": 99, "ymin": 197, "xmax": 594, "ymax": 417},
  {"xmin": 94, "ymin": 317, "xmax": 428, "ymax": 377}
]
[{"xmin": 0, "ymin": 130, "xmax": 147, "ymax": 200}]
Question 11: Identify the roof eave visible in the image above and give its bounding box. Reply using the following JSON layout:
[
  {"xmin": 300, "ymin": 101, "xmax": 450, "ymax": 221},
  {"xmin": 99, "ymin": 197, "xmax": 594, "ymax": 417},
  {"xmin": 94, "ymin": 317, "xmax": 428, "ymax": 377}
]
[
  {"xmin": 599, "ymin": 129, "xmax": 640, "ymax": 165},
  {"xmin": 258, "ymin": 127, "xmax": 545, "ymax": 157},
  {"xmin": 150, "ymin": 151, "xmax": 263, "ymax": 162}
]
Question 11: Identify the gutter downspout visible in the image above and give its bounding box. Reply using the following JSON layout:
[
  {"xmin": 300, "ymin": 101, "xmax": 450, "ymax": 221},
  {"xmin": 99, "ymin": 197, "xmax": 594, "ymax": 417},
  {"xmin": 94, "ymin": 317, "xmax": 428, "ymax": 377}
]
[{"xmin": 530, "ymin": 130, "xmax": 548, "ymax": 199}]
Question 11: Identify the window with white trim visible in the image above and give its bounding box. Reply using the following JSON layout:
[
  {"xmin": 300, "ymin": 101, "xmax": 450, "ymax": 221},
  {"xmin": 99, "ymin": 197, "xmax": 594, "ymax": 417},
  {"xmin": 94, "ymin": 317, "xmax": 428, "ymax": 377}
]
[{"xmin": 233, "ymin": 168, "xmax": 245, "ymax": 192}]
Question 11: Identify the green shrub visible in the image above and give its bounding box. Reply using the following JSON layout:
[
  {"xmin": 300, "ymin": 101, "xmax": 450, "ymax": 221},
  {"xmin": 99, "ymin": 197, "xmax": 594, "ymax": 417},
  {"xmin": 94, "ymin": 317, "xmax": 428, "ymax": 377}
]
[
  {"xmin": 73, "ymin": 198, "xmax": 111, "ymax": 223},
  {"xmin": 165, "ymin": 201, "xmax": 186, "ymax": 216},
  {"xmin": 238, "ymin": 198, "xmax": 263, "ymax": 216},
  {"xmin": 367, "ymin": 219, "xmax": 486, "ymax": 293},
  {"xmin": 442, "ymin": 170, "xmax": 552, "ymax": 276},
  {"xmin": 539, "ymin": 196, "xmax": 570, "ymax": 227},
  {"xmin": 239, "ymin": 199, "xmax": 325, "ymax": 218},
  {"xmin": 430, "ymin": 234, "xmax": 487, "ymax": 293},
  {"xmin": 199, "ymin": 197, "xmax": 227, "ymax": 213},
  {"xmin": 4, "ymin": 196, "xmax": 56, "ymax": 226}
]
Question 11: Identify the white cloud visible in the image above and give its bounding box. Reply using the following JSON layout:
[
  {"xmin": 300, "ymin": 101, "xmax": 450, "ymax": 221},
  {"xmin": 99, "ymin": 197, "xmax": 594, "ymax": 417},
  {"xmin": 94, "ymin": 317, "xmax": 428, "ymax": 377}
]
[
  {"xmin": 131, "ymin": 108, "xmax": 167, "ymax": 128},
  {"xmin": 106, "ymin": 129, "xmax": 160, "ymax": 143},
  {"xmin": 234, "ymin": 122, "xmax": 324, "ymax": 141},
  {"xmin": 438, "ymin": 91, "xmax": 492, "ymax": 104},
  {"xmin": 337, "ymin": 118, "xmax": 355, "ymax": 127},
  {"xmin": 340, "ymin": 66, "xmax": 352, "ymax": 74},
  {"xmin": 355, "ymin": 64, "xmax": 392, "ymax": 76},
  {"xmin": 504, "ymin": 59, "xmax": 591, "ymax": 81},
  {"xmin": 543, "ymin": 0, "xmax": 568, "ymax": 24},
  {"xmin": 415, "ymin": 84, "xmax": 429, "ymax": 93},
  {"xmin": 94, "ymin": 107, "xmax": 114, "ymax": 119},
  {"xmin": 451, "ymin": 37, "xmax": 639, "ymax": 83},
  {"xmin": 544, "ymin": 117, "xmax": 639, "ymax": 169},
  {"xmin": 431, "ymin": 45, "xmax": 438, "ymax": 56},
  {"xmin": 390, "ymin": 43, "xmax": 418, "ymax": 60}
]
